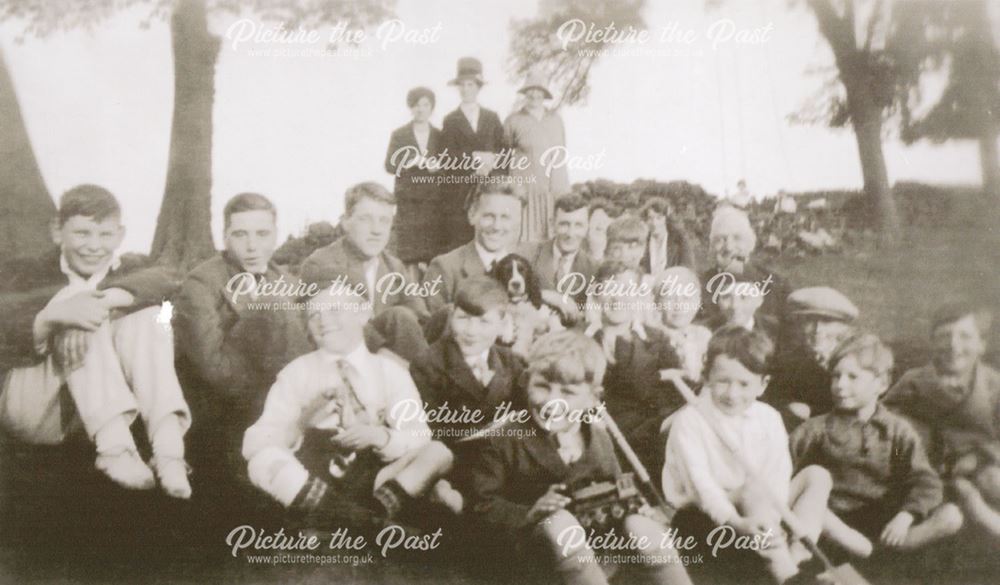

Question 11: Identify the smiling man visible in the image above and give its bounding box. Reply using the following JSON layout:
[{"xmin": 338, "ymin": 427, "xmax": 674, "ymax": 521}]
[
  {"xmin": 0, "ymin": 185, "xmax": 190, "ymax": 497},
  {"xmin": 520, "ymin": 193, "xmax": 596, "ymax": 309},
  {"xmin": 422, "ymin": 181, "xmax": 526, "ymax": 315}
]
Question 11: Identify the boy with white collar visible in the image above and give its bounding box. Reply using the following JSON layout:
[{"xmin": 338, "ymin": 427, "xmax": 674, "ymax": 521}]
[
  {"xmin": 0, "ymin": 185, "xmax": 191, "ymax": 497},
  {"xmin": 242, "ymin": 284, "xmax": 455, "ymax": 529}
]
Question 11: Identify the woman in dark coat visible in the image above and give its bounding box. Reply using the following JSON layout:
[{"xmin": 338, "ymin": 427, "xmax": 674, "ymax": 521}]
[
  {"xmin": 438, "ymin": 57, "xmax": 507, "ymax": 254},
  {"xmin": 384, "ymin": 86, "xmax": 443, "ymax": 265}
]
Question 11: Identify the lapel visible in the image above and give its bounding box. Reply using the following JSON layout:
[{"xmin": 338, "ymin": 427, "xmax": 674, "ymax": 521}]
[
  {"xmin": 451, "ymin": 107, "xmax": 479, "ymax": 144},
  {"xmin": 218, "ymin": 252, "xmax": 286, "ymax": 314},
  {"xmin": 521, "ymin": 421, "xmax": 569, "ymax": 477},
  {"xmin": 483, "ymin": 346, "xmax": 516, "ymax": 405},
  {"xmin": 442, "ymin": 339, "xmax": 489, "ymax": 403},
  {"xmin": 339, "ymin": 238, "xmax": 383, "ymax": 306},
  {"xmin": 571, "ymin": 248, "xmax": 594, "ymax": 277},
  {"xmin": 404, "ymin": 122, "xmax": 420, "ymax": 152},
  {"xmin": 459, "ymin": 241, "xmax": 488, "ymax": 279},
  {"xmin": 536, "ymin": 240, "xmax": 557, "ymax": 287}
]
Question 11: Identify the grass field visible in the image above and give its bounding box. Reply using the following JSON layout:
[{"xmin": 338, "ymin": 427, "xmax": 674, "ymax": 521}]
[{"xmin": 1, "ymin": 189, "xmax": 998, "ymax": 584}]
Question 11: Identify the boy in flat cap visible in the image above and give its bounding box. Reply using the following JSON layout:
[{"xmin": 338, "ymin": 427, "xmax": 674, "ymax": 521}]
[{"xmin": 766, "ymin": 287, "xmax": 858, "ymax": 430}]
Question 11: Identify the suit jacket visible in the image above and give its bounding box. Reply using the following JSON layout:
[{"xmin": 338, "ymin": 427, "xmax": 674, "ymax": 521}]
[
  {"xmin": 0, "ymin": 248, "xmax": 180, "ymax": 373},
  {"xmin": 423, "ymin": 240, "xmax": 530, "ymax": 315},
  {"xmin": 467, "ymin": 419, "xmax": 623, "ymax": 538},
  {"xmin": 172, "ymin": 252, "xmax": 312, "ymax": 428},
  {"xmin": 299, "ymin": 237, "xmax": 429, "ymax": 320},
  {"xmin": 440, "ymin": 106, "xmax": 506, "ymax": 175},
  {"xmin": 520, "ymin": 239, "xmax": 597, "ymax": 306},
  {"xmin": 410, "ymin": 338, "xmax": 526, "ymax": 443},
  {"xmin": 640, "ymin": 221, "xmax": 698, "ymax": 274}
]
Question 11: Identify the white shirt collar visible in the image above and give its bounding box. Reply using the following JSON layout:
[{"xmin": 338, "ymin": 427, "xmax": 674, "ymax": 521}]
[
  {"xmin": 317, "ymin": 342, "xmax": 370, "ymax": 370},
  {"xmin": 462, "ymin": 348, "xmax": 490, "ymax": 366},
  {"xmin": 474, "ymin": 240, "xmax": 506, "ymax": 270},
  {"xmin": 59, "ymin": 253, "xmax": 119, "ymax": 288},
  {"xmin": 553, "ymin": 241, "xmax": 577, "ymax": 263},
  {"xmin": 460, "ymin": 103, "xmax": 480, "ymax": 128},
  {"xmin": 585, "ymin": 319, "xmax": 647, "ymax": 341}
]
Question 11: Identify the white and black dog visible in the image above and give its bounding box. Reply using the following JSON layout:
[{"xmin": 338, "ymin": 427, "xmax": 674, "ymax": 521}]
[{"xmin": 489, "ymin": 254, "xmax": 566, "ymax": 356}]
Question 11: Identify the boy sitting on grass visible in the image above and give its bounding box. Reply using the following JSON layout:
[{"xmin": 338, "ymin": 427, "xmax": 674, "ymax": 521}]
[
  {"xmin": 0, "ymin": 185, "xmax": 191, "ymax": 498},
  {"xmin": 664, "ymin": 326, "xmax": 832, "ymax": 583},
  {"xmin": 587, "ymin": 260, "xmax": 682, "ymax": 474},
  {"xmin": 410, "ymin": 277, "xmax": 526, "ymax": 503},
  {"xmin": 242, "ymin": 284, "xmax": 457, "ymax": 532},
  {"xmin": 792, "ymin": 333, "xmax": 963, "ymax": 557},
  {"xmin": 885, "ymin": 302, "xmax": 1000, "ymax": 538},
  {"xmin": 468, "ymin": 329, "xmax": 694, "ymax": 585}
]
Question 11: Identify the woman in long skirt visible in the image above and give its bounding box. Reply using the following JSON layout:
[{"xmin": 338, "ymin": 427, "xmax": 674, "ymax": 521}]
[
  {"xmin": 504, "ymin": 72, "xmax": 569, "ymax": 243},
  {"xmin": 384, "ymin": 86, "xmax": 442, "ymax": 266}
]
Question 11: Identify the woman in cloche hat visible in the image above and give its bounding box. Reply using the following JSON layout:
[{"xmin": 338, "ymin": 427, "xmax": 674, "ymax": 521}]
[
  {"xmin": 437, "ymin": 57, "xmax": 508, "ymax": 254},
  {"xmin": 504, "ymin": 71, "xmax": 569, "ymax": 242}
]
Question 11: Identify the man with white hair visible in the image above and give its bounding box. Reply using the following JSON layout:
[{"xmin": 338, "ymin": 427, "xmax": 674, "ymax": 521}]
[{"xmin": 700, "ymin": 206, "xmax": 791, "ymax": 327}]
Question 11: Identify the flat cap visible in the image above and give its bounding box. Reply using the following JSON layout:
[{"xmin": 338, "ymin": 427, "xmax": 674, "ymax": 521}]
[{"xmin": 787, "ymin": 287, "xmax": 858, "ymax": 322}]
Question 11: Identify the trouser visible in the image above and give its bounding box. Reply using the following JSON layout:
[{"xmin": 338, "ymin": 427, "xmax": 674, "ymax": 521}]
[{"xmin": 0, "ymin": 306, "xmax": 190, "ymax": 455}]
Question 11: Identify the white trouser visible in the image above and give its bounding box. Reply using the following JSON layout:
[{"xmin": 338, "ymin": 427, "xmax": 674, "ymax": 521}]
[{"xmin": 0, "ymin": 306, "xmax": 190, "ymax": 454}]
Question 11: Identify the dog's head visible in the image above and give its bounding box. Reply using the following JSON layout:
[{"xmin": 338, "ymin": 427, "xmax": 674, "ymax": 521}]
[{"xmin": 490, "ymin": 253, "xmax": 542, "ymax": 308}]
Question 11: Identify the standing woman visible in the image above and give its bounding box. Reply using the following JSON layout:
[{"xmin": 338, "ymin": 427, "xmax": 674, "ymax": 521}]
[
  {"xmin": 504, "ymin": 72, "xmax": 569, "ymax": 242},
  {"xmin": 384, "ymin": 86, "xmax": 443, "ymax": 267},
  {"xmin": 439, "ymin": 57, "xmax": 507, "ymax": 255}
]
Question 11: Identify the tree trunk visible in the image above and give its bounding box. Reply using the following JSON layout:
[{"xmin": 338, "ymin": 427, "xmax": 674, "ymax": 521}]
[
  {"xmin": 847, "ymin": 82, "xmax": 901, "ymax": 240},
  {"xmin": 0, "ymin": 47, "xmax": 56, "ymax": 260},
  {"xmin": 150, "ymin": 0, "xmax": 219, "ymax": 270},
  {"xmin": 979, "ymin": 127, "xmax": 1000, "ymax": 200}
]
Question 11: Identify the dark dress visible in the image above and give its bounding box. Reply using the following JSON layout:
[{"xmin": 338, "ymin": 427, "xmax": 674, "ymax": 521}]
[
  {"xmin": 438, "ymin": 105, "xmax": 507, "ymax": 254},
  {"xmin": 384, "ymin": 121, "xmax": 443, "ymax": 264}
]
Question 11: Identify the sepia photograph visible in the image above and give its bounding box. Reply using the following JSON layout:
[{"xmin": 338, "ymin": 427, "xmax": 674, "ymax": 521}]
[{"xmin": 0, "ymin": 0, "xmax": 999, "ymax": 583}]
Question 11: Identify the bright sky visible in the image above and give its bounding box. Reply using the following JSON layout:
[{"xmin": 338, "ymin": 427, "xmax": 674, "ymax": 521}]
[{"xmin": 0, "ymin": 0, "xmax": 979, "ymax": 253}]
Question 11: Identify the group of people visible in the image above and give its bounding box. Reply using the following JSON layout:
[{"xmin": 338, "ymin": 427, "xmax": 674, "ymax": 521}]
[
  {"xmin": 0, "ymin": 60, "xmax": 997, "ymax": 585},
  {"xmin": 385, "ymin": 57, "xmax": 569, "ymax": 264}
]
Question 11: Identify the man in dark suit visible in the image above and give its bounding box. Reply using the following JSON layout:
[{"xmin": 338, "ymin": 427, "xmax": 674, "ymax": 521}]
[
  {"xmin": 173, "ymin": 193, "xmax": 312, "ymax": 517},
  {"xmin": 638, "ymin": 196, "xmax": 698, "ymax": 275},
  {"xmin": 519, "ymin": 193, "xmax": 597, "ymax": 312},
  {"xmin": 439, "ymin": 57, "xmax": 507, "ymax": 253},
  {"xmin": 423, "ymin": 181, "xmax": 526, "ymax": 315},
  {"xmin": 300, "ymin": 182, "xmax": 430, "ymax": 363}
]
